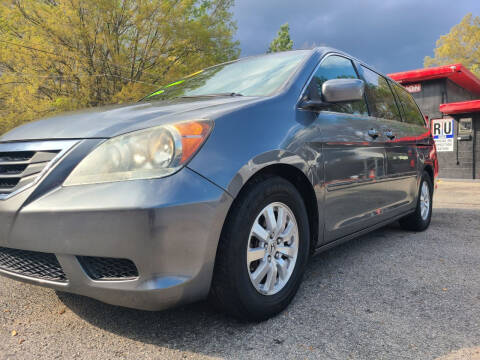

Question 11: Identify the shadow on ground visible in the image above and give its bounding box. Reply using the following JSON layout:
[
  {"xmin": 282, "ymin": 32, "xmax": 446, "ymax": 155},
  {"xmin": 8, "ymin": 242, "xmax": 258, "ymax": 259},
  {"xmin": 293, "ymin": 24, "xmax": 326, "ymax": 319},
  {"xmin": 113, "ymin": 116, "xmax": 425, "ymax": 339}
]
[{"xmin": 55, "ymin": 223, "xmax": 400, "ymax": 351}]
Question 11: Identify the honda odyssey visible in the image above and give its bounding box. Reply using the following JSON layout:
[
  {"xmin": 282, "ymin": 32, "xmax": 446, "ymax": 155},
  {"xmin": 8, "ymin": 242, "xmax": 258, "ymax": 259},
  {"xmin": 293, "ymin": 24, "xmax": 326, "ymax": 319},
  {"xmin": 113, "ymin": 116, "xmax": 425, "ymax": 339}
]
[{"xmin": 0, "ymin": 48, "xmax": 438, "ymax": 320}]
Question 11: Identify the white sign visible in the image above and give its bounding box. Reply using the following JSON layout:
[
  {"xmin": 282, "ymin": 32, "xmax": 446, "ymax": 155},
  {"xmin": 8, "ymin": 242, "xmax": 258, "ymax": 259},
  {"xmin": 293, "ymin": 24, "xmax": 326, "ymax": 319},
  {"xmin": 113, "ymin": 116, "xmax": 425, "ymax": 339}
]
[
  {"xmin": 405, "ymin": 83, "xmax": 422, "ymax": 93},
  {"xmin": 431, "ymin": 118, "xmax": 454, "ymax": 152}
]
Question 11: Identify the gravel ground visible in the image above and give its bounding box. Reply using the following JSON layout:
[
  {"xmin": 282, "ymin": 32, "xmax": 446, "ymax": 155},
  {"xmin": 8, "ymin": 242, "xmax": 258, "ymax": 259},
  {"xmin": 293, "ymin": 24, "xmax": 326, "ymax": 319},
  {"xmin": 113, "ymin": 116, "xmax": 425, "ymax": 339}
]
[{"xmin": 1, "ymin": 181, "xmax": 479, "ymax": 360}]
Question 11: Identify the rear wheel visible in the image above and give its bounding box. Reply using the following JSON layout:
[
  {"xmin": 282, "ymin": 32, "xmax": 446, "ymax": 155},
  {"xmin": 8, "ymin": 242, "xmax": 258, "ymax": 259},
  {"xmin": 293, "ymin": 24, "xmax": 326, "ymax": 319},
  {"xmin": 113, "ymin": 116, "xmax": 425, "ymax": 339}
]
[
  {"xmin": 399, "ymin": 171, "xmax": 433, "ymax": 231},
  {"xmin": 210, "ymin": 176, "xmax": 310, "ymax": 321}
]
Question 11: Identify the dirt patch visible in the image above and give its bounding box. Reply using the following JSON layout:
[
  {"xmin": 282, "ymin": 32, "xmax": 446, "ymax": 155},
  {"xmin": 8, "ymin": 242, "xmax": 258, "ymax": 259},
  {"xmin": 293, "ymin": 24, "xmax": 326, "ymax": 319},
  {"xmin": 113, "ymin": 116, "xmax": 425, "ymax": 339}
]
[{"xmin": 436, "ymin": 347, "xmax": 480, "ymax": 360}]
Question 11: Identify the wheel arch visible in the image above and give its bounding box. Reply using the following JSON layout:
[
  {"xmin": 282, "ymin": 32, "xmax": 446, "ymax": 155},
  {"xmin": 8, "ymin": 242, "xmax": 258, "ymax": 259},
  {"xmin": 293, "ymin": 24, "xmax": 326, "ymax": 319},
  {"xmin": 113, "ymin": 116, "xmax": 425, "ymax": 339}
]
[
  {"xmin": 423, "ymin": 164, "xmax": 434, "ymax": 191},
  {"xmin": 222, "ymin": 162, "xmax": 320, "ymax": 254}
]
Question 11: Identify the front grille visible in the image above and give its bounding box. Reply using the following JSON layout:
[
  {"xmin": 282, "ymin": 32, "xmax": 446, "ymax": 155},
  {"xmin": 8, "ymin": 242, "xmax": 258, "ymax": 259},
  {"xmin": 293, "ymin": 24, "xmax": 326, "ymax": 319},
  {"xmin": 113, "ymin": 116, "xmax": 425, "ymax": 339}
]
[
  {"xmin": 0, "ymin": 140, "xmax": 77, "ymax": 199},
  {"xmin": 0, "ymin": 150, "xmax": 59, "ymax": 195},
  {"xmin": 78, "ymin": 256, "xmax": 139, "ymax": 281},
  {"xmin": 0, "ymin": 247, "xmax": 67, "ymax": 282},
  {"xmin": 0, "ymin": 151, "xmax": 35, "ymax": 162},
  {"xmin": 0, "ymin": 164, "xmax": 28, "ymax": 175},
  {"xmin": 0, "ymin": 178, "xmax": 19, "ymax": 188}
]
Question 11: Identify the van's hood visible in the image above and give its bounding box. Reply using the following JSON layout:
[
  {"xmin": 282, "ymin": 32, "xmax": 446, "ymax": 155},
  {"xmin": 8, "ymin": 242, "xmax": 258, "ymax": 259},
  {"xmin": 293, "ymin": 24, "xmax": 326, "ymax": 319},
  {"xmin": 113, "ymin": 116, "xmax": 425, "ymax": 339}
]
[{"xmin": 0, "ymin": 97, "xmax": 260, "ymax": 142}]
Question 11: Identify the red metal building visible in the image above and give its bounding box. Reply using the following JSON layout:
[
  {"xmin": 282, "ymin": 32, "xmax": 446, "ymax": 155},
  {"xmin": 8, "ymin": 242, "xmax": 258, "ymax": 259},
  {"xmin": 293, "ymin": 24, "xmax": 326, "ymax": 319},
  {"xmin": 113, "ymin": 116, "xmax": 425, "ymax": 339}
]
[{"xmin": 389, "ymin": 64, "xmax": 480, "ymax": 179}]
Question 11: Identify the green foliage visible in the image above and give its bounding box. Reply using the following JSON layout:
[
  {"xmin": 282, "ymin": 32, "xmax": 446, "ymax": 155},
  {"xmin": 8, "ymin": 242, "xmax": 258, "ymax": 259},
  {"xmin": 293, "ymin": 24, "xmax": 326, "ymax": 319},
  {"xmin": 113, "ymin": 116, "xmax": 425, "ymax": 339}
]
[
  {"xmin": 267, "ymin": 23, "xmax": 293, "ymax": 53},
  {"xmin": 0, "ymin": 0, "xmax": 240, "ymax": 135},
  {"xmin": 424, "ymin": 13, "xmax": 480, "ymax": 77}
]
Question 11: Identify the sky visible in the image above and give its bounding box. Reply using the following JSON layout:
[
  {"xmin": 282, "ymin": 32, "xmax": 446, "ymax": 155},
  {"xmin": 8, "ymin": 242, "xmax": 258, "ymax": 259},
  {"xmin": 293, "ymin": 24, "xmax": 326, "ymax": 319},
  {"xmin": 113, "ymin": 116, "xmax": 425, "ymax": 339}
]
[{"xmin": 233, "ymin": 0, "xmax": 479, "ymax": 74}]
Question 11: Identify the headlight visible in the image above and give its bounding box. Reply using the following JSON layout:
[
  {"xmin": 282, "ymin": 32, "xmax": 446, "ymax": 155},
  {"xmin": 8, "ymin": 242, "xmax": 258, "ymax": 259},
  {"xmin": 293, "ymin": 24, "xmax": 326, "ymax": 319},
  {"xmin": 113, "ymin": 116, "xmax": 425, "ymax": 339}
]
[{"xmin": 63, "ymin": 120, "xmax": 212, "ymax": 186}]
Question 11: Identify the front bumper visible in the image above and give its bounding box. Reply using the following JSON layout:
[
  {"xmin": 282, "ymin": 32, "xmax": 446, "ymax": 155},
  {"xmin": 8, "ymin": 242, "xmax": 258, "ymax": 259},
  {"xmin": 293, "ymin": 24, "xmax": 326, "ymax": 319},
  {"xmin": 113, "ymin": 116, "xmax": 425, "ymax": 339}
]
[{"xmin": 0, "ymin": 164, "xmax": 232, "ymax": 310}]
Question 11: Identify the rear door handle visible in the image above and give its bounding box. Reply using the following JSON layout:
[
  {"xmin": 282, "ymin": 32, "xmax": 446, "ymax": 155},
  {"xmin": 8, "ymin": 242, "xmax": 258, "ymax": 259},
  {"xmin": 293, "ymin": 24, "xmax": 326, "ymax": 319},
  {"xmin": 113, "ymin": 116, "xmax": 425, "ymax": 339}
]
[
  {"xmin": 368, "ymin": 128, "xmax": 379, "ymax": 139},
  {"xmin": 384, "ymin": 130, "xmax": 396, "ymax": 140}
]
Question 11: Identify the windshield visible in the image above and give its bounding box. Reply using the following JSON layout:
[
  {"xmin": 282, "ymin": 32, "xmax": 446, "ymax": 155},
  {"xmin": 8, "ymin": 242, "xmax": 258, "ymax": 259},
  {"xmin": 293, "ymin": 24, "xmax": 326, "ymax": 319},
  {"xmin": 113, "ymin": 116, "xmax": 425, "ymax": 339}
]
[{"xmin": 144, "ymin": 51, "xmax": 310, "ymax": 101}]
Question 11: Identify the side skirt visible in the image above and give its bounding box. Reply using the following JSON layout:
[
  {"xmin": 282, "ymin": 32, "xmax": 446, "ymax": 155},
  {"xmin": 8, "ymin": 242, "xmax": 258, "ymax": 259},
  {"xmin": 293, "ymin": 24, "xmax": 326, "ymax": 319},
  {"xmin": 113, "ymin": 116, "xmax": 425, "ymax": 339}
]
[{"xmin": 313, "ymin": 209, "xmax": 415, "ymax": 255}]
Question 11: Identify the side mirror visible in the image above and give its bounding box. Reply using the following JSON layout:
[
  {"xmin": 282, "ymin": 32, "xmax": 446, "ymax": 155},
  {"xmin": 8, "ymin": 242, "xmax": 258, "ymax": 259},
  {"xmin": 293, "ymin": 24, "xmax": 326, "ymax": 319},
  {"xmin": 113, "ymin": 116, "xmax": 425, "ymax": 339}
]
[{"xmin": 322, "ymin": 79, "xmax": 365, "ymax": 103}]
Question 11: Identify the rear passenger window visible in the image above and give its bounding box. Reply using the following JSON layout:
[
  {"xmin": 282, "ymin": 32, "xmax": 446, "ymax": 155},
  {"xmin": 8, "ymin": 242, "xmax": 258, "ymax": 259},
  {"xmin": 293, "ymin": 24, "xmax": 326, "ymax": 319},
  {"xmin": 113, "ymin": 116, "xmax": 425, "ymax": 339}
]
[
  {"xmin": 308, "ymin": 55, "xmax": 368, "ymax": 115},
  {"xmin": 361, "ymin": 66, "xmax": 401, "ymax": 121},
  {"xmin": 392, "ymin": 84, "xmax": 426, "ymax": 126}
]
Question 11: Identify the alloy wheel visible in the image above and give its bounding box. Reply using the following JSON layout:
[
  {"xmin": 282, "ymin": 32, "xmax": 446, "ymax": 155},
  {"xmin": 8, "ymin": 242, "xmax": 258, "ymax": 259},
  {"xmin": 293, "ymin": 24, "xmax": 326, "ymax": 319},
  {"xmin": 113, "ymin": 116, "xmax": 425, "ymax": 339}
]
[
  {"xmin": 246, "ymin": 202, "xmax": 299, "ymax": 295},
  {"xmin": 420, "ymin": 181, "xmax": 430, "ymax": 220}
]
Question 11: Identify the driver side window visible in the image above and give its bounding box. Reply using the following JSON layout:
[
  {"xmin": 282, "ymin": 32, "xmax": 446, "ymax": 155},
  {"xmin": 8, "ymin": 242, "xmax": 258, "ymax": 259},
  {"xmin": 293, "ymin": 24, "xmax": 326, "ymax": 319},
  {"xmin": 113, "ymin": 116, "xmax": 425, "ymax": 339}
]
[{"xmin": 308, "ymin": 55, "xmax": 368, "ymax": 115}]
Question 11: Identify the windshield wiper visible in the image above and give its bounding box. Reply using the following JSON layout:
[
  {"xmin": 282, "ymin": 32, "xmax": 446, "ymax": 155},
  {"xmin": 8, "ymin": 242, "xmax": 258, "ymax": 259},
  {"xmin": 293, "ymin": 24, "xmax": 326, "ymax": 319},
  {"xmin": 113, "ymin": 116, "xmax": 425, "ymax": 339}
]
[{"xmin": 179, "ymin": 92, "xmax": 244, "ymax": 98}]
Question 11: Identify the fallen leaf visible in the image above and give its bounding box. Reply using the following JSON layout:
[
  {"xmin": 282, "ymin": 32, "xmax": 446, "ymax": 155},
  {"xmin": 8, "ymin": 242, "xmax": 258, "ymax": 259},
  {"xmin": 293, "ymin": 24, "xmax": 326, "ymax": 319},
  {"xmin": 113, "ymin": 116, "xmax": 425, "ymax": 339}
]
[
  {"xmin": 59, "ymin": 308, "xmax": 66, "ymax": 315},
  {"xmin": 442, "ymin": 288, "xmax": 448, "ymax": 291},
  {"xmin": 11, "ymin": 330, "xmax": 17, "ymax": 337},
  {"xmin": 18, "ymin": 339, "xmax": 25, "ymax": 345}
]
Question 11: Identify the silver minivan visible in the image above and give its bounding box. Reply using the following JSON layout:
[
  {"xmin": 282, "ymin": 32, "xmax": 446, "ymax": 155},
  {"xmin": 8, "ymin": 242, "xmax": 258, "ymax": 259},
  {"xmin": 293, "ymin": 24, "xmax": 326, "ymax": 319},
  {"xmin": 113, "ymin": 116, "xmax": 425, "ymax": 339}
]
[{"xmin": 0, "ymin": 48, "xmax": 438, "ymax": 320}]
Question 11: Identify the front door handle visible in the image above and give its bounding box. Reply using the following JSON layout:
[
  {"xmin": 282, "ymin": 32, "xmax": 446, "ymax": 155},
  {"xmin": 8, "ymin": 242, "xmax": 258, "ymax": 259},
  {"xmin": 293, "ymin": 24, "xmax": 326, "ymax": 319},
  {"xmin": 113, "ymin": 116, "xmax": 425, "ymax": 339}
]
[
  {"xmin": 384, "ymin": 130, "xmax": 396, "ymax": 140},
  {"xmin": 368, "ymin": 128, "xmax": 379, "ymax": 139}
]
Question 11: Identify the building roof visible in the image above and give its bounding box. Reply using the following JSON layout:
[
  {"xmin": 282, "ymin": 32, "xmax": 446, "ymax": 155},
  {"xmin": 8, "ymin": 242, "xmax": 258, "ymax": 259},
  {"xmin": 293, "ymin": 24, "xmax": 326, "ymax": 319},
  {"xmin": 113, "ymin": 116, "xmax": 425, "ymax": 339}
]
[
  {"xmin": 388, "ymin": 64, "xmax": 480, "ymax": 96},
  {"xmin": 439, "ymin": 100, "xmax": 480, "ymax": 115}
]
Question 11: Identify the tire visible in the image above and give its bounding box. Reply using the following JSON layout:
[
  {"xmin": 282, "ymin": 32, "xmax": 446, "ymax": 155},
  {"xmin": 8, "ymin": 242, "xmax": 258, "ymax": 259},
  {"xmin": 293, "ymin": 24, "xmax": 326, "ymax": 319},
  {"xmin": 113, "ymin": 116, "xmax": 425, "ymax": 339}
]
[
  {"xmin": 209, "ymin": 176, "xmax": 310, "ymax": 321},
  {"xmin": 399, "ymin": 171, "xmax": 433, "ymax": 231}
]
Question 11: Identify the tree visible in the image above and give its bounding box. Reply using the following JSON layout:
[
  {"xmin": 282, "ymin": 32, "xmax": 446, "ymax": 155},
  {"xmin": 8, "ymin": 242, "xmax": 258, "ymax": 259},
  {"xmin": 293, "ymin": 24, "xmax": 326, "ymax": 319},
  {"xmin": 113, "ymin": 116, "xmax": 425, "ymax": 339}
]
[
  {"xmin": 0, "ymin": 0, "xmax": 239, "ymax": 135},
  {"xmin": 424, "ymin": 13, "xmax": 480, "ymax": 77},
  {"xmin": 267, "ymin": 22, "xmax": 293, "ymax": 53}
]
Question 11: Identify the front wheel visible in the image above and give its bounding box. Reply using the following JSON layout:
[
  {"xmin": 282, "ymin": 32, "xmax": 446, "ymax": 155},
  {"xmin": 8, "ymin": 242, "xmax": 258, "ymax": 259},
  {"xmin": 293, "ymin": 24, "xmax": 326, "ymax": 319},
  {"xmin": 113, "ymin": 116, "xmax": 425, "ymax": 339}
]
[
  {"xmin": 209, "ymin": 176, "xmax": 310, "ymax": 321},
  {"xmin": 399, "ymin": 171, "xmax": 433, "ymax": 231}
]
